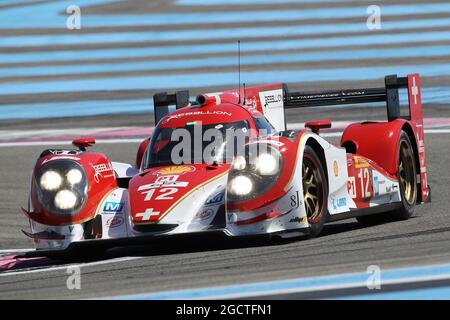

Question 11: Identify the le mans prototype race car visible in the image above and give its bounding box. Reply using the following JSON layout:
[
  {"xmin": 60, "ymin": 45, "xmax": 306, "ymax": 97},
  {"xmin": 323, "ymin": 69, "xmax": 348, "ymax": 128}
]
[{"xmin": 22, "ymin": 73, "xmax": 430, "ymax": 258}]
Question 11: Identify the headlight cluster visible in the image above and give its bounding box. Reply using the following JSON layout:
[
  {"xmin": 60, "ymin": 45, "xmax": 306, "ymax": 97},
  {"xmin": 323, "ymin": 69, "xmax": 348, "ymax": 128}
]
[
  {"xmin": 35, "ymin": 160, "xmax": 88, "ymax": 215},
  {"xmin": 227, "ymin": 145, "xmax": 282, "ymax": 202}
]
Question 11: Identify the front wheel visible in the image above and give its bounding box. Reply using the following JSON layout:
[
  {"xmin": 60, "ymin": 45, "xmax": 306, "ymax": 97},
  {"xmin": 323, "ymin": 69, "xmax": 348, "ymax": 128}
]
[{"xmin": 302, "ymin": 146, "xmax": 328, "ymax": 238}]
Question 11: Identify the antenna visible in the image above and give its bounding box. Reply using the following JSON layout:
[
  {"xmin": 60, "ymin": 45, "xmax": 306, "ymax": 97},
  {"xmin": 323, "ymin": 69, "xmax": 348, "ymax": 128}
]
[{"xmin": 238, "ymin": 40, "xmax": 241, "ymax": 104}]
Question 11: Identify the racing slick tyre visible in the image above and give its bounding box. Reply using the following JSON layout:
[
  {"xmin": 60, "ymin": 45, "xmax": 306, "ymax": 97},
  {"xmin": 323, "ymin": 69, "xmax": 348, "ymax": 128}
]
[
  {"xmin": 303, "ymin": 146, "xmax": 329, "ymax": 238},
  {"xmin": 391, "ymin": 131, "xmax": 418, "ymax": 220},
  {"xmin": 357, "ymin": 131, "xmax": 417, "ymax": 225}
]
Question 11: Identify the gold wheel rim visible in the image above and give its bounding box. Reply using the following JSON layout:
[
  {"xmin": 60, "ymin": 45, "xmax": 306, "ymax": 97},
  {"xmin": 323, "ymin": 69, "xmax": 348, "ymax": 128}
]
[
  {"xmin": 398, "ymin": 140, "xmax": 416, "ymax": 205},
  {"xmin": 302, "ymin": 157, "xmax": 323, "ymax": 223}
]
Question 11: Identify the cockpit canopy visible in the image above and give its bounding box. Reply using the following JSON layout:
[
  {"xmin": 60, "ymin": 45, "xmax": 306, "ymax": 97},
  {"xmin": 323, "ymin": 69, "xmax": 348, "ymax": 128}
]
[{"xmin": 143, "ymin": 103, "xmax": 275, "ymax": 169}]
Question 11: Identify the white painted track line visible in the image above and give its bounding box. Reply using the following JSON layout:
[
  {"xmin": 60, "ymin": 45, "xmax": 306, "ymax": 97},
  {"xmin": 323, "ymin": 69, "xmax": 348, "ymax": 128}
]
[{"xmin": 0, "ymin": 256, "xmax": 142, "ymax": 277}]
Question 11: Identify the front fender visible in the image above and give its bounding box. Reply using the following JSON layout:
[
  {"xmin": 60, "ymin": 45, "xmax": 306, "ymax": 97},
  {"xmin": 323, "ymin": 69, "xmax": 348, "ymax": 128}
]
[{"xmin": 28, "ymin": 152, "xmax": 118, "ymax": 226}]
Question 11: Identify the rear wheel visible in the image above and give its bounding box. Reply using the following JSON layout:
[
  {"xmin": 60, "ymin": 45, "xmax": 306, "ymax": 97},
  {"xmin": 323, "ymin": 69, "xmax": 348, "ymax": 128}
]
[
  {"xmin": 302, "ymin": 146, "xmax": 328, "ymax": 238},
  {"xmin": 392, "ymin": 131, "xmax": 417, "ymax": 219},
  {"xmin": 357, "ymin": 131, "xmax": 417, "ymax": 225}
]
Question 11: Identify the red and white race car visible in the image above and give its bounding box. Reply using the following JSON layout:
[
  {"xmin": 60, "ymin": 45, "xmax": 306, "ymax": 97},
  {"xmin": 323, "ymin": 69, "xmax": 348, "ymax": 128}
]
[{"xmin": 22, "ymin": 73, "xmax": 430, "ymax": 258}]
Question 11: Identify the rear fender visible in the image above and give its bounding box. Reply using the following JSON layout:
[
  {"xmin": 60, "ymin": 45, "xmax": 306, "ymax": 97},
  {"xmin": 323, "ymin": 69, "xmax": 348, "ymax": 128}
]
[{"xmin": 341, "ymin": 119, "xmax": 407, "ymax": 176}]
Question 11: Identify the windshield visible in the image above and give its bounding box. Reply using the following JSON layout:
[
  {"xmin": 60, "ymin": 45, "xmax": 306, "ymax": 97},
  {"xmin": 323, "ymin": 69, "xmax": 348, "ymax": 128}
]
[{"xmin": 144, "ymin": 120, "xmax": 250, "ymax": 168}]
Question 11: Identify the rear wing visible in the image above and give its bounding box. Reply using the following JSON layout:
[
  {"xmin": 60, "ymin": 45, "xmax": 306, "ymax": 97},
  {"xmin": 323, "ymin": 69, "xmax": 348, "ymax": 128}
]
[
  {"xmin": 286, "ymin": 73, "xmax": 428, "ymax": 202},
  {"xmin": 284, "ymin": 73, "xmax": 423, "ymax": 123},
  {"xmin": 152, "ymin": 73, "xmax": 423, "ymax": 126},
  {"xmin": 153, "ymin": 90, "xmax": 190, "ymax": 125}
]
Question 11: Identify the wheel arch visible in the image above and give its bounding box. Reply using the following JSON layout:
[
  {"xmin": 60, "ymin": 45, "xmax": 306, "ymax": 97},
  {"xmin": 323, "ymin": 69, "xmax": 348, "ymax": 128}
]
[
  {"xmin": 304, "ymin": 136, "xmax": 328, "ymax": 183},
  {"xmin": 401, "ymin": 122, "xmax": 421, "ymax": 204}
]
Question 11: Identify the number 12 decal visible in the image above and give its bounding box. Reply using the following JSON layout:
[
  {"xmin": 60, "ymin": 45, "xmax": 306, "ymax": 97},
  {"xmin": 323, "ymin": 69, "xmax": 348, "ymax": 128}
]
[
  {"xmin": 142, "ymin": 187, "xmax": 178, "ymax": 201},
  {"xmin": 357, "ymin": 168, "xmax": 372, "ymax": 198}
]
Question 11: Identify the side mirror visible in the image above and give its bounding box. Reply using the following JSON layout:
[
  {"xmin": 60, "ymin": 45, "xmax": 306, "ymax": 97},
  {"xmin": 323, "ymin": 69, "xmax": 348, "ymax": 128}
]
[
  {"xmin": 136, "ymin": 137, "xmax": 151, "ymax": 169},
  {"xmin": 305, "ymin": 119, "xmax": 332, "ymax": 134},
  {"xmin": 72, "ymin": 137, "xmax": 96, "ymax": 151}
]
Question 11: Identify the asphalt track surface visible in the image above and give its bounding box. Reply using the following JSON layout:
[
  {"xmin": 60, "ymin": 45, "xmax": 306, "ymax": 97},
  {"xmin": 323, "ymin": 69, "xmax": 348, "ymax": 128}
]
[{"xmin": 1, "ymin": 0, "xmax": 450, "ymax": 300}]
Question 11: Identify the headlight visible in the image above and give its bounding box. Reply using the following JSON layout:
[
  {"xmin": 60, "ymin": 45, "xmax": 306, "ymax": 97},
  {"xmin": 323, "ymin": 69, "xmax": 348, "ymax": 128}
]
[
  {"xmin": 35, "ymin": 160, "xmax": 88, "ymax": 215},
  {"xmin": 255, "ymin": 153, "xmax": 279, "ymax": 175},
  {"xmin": 40, "ymin": 170, "xmax": 62, "ymax": 191},
  {"xmin": 54, "ymin": 190, "xmax": 78, "ymax": 210},
  {"xmin": 227, "ymin": 145, "xmax": 282, "ymax": 202},
  {"xmin": 228, "ymin": 175, "xmax": 253, "ymax": 196},
  {"xmin": 66, "ymin": 168, "xmax": 82, "ymax": 185}
]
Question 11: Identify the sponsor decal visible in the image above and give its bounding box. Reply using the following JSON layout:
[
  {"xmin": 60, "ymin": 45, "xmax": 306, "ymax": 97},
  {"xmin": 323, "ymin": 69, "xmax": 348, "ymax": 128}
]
[
  {"xmin": 205, "ymin": 192, "xmax": 224, "ymax": 206},
  {"xmin": 259, "ymin": 89, "xmax": 283, "ymax": 111},
  {"xmin": 91, "ymin": 162, "xmax": 114, "ymax": 183},
  {"xmin": 386, "ymin": 184, "xmax": 398, "ymax": 193},
  {"xmin": 162, "ymin": 111, "xmax": 232, "ymax": 124},
  {"xmin": 289, "ymin": 216, "xmax": 303, "ymax": 223},
  {"xmin": 195, "ymin": 208, "xmax": 215, "ymax": 221},
  {"xmin": 354, "ymin": 156, "xmax": 370, "ymax": 169},
  {"xmin": 42, "ymin": 156, "xmax": 80, "ymax": 164},
  {"xmin": 333, "ymin": 160, "xmax": 339, "ymax": 177},
  {"xmin": 154, "ymin": 165, "xmax": 195, "ymax": 176},
  {"xmin": 154, "ymin": 175, "xmax": 189, "ymax": 187},
  {"xmin": 106, "ymin": 216, "xmax": 124, "ymax": 228},
  {"xmin": 332, "ymin": 197, "xmax": 347, "ymax": 210},
  {"xmin": 103, "ymin": 201, "xmax": 124, "ymax": 213},
  {"xmin": 373, "ymin": 176, "xmax": 379, "ymax": 196}
]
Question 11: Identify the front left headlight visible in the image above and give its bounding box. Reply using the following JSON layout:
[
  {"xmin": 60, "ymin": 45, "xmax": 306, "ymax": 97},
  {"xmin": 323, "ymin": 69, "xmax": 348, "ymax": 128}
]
[
  {"xmin": 227, "ymin": 145, "xmax": 282, "ymax": 202},
  {"xmin": 35, "ymin": 160, "xmax": 88, "ymax": 215}
]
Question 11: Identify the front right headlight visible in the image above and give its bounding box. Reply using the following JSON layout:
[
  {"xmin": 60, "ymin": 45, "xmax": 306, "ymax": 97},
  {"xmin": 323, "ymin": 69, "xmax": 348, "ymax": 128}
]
[
  {"xmin": 227, "ymin": 145, "xmax": 282, "ymax": 202},
  {"xmin": 35, "ymin": 160, "xmax": 88, "ymax": 215}
]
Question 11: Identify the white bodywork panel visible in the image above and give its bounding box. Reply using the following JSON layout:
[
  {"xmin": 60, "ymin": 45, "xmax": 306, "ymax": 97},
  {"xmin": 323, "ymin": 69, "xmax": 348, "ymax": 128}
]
[
  {"xmin": 258, "ymin": 89, "xmax": 286, "ymax": 131},
  {"xmin": 112, "ymin": 162, "xmax": 138, "ymax": 178},
  {"xmin": 30, "ymin": 220, "xmax": 84, "ymax": 250}
]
